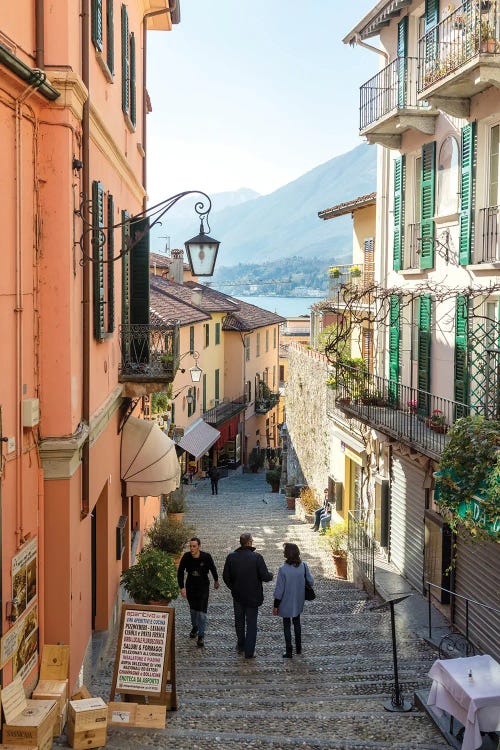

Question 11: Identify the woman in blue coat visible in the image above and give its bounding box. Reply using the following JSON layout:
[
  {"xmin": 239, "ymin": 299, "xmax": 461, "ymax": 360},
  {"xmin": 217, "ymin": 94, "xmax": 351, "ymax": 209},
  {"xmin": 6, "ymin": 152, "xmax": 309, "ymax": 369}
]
[{"xmin": 273, "ymin": 542, "xmax": 314, "ymax": 658}]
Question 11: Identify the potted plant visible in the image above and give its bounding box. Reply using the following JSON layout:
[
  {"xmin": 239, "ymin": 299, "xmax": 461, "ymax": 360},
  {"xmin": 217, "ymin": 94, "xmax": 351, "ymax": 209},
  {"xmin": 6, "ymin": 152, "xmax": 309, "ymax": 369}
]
[
  {"xmin": 285, "ymin": 484, "xmax": 300, "ymax": 510},
  {"xmin": 296, "ymin": 486, "xmax": 319, "ymax": 523},
  {"xmin": 266, "ymin": 467, "xmax": 281, "ymax": 493},
  {"xmin": 328, "ymin": 266, "xmax": 341, "ymax": 278},
  {"xmin": 145, "ymin": 516, "xmax": 195, "ymax": 565},
  {"xmin": 426, "ymin": 409, "xmax": 449, "ymax": 434},
  {"xmin": 321, "ymin": 521, "xmax": 348, "ymax": 579},
  {"xmin": 407, "ymin": 399, "xmax": 418, "ymax": 414},
  {"xmin": 350, "ymin": 265, "xmax": 362, "ymax": 278},
  {"xmin": 121, "ymin": 547, "xmax": 180, "ymax": 605},
  {"xmin": 164, "ymin": 486, "xmax": 187, "ymax": 523}
]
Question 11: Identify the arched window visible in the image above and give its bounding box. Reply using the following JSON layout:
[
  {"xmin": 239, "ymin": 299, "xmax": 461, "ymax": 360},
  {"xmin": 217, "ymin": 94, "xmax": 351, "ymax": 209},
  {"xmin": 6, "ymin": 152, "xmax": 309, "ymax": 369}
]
[{"xmin": 437, "ymin": 136, "xmax": 459, "ymax": 216}]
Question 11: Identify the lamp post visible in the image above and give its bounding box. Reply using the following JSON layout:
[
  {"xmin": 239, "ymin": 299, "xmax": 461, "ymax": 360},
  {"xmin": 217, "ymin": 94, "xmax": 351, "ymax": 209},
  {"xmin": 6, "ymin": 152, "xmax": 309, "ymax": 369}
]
[{"xmin": 372, "ymin": 594, "xmax": 413, "ymax": 712}]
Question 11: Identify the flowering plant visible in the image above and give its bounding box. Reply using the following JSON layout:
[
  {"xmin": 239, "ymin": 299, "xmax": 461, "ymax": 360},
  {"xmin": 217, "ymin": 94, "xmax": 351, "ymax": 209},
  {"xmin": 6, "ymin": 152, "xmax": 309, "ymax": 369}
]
[
  {"xmin": 430, "ymin": 409, "xmax": 447, "ymax": 425},
  {"xmin": 350, "ymin": 265, "xmax": 361, "ymax": 277},
  {"xmin": 407, "ymin": 399, "xmax": 417, "ymax": 413},
  {"xmin": 329, "ymin": 266, "xmax": 340, "ymax": 277}
]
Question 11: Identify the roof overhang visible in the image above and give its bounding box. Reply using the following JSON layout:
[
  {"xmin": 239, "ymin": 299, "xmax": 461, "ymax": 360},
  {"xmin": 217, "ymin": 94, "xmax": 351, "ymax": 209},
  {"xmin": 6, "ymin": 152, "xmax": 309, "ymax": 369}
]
[
  {"xmin": 144, "ymin": 0, "xmax": 180, "ymax": 31},
  {"xmin": 343, "ymin": 0, "xmax": 412, "ymax": 43},
  {"xmin": 318, "ymin": 192, "xmax": 377, "ymax": 221}
]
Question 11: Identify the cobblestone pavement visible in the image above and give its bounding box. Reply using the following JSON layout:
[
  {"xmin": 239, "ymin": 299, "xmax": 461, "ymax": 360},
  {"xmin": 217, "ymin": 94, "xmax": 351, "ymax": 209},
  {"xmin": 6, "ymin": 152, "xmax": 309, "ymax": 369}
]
[{"xmin": 58, "ymin": 472, "xmax": 448, "ymax": 749}]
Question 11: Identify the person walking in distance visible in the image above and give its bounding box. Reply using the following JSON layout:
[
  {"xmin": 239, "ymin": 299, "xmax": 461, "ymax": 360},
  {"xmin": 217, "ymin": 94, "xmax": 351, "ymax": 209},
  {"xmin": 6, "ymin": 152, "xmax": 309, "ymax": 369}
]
[
  {"xmin": 273, "ymin": 542, "xmax": 314, "ymax": 658},
  {"xmin": 177, "ymin": 537, "xmax": 219, "ymax": 648},
  {"xmin": 223, "ymin": 533, "xmax": 273, "ymax": 658},
  {"xmin": 208, "ymin": 464, "xmax": 220, "ymax": 495}
]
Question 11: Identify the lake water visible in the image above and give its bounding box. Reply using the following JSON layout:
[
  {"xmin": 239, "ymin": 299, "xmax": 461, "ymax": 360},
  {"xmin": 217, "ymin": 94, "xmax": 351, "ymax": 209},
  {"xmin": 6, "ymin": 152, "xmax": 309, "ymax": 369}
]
[{"xmin": 234, "ymin": 295, "xmax": 319, "ymax": 318}]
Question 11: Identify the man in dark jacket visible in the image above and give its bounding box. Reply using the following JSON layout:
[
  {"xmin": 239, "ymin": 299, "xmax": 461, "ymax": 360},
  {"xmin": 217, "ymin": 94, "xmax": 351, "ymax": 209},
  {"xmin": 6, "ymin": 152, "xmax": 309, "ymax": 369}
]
[
  {"xmin": 208, "ymin": 464, "xmax": 220, "ymax": 495},
  {"xmin": 222, "ymin": 532, "xmax": 273, "ymax": 658}
]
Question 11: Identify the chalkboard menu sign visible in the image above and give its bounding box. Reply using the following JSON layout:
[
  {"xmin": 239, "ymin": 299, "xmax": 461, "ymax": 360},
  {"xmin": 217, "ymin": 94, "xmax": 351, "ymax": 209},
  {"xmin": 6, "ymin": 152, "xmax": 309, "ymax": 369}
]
[{"xmin": 110, "ymin": 604, "xmax": 177, "ymax": 710}]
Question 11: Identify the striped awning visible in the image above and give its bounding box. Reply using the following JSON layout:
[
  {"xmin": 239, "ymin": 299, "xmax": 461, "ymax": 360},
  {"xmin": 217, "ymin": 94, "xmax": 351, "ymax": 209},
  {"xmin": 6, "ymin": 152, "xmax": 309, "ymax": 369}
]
[
  {"xmin": 121, "ymin": 417, "xmax": 180, "ymax": 497},
  {"xmin": 176, "ymin": 419, "xmax": 221, "ymax": 460},
  {"xmin": 343, "ymin": 0, "xmax": 412, "ymax": 43}
]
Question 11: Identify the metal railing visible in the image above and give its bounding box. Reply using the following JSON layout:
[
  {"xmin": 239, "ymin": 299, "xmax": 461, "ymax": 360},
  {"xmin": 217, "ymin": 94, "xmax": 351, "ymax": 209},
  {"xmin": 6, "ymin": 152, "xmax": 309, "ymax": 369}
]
[
  {"xmin": 203, "ymin": 394, "xmax": 247, "ymax": 426},
  {"xmin": 476, "ymin": 205, "xmax": 500, "ymax": 262},
  {"xmin": 348, "ymin": 511, "xmax": 376, "ymax": 592},
  {"xmin": 119, "ymin": 322, "xmax": 180, "ymax": 382},
  {"xmin": 360, "ymin": 57, "xmax": 422, "ymax": 130},
  {"xmin": 328, "ymin": 263, "xmax": 372, "ymax": 296},
  {"xmin": 426, "ymin": 581, "xmax": 500, "ymax": 645},
  {"xmin": 404, "ymin": 223, "xmax": 421, "ymax": 270},
  {"xmin": 333, "ymin": 363, "xmax": 470, "ymax": 458},
  {"xmin": 255, "ymin": 391, "xmax": 280, "ymax": 415},
  {"xmin": 419, "ymin": 1, "xmax": 500, "ymax": 92}
]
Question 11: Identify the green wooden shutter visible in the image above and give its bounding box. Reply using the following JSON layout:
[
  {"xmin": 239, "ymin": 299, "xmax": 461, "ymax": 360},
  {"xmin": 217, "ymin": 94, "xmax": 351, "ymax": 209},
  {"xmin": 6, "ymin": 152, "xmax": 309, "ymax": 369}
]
[
  {"xmin": 393, "ymin": 156, "xmax": 405, "ymax": 271},
  {"xmin": 129, "ymin": 217, "xmax": 150, "ymax": 325},
  {"xmin": 121, "ymin": 4, "xmax": 129, "ymax": 114},
  {"xmin": 92, "ymin": 180, "xmax": 105, "ymax": 340},
  {"xmin": 202, "ymin": 374, "xmax": 207, "ymax": 412},
  {"xmin": 420, "ymin": 142, "xmax": 436, "ymax": 269},
  {"xmin": 424, "ymin": 0, "xmax": 439, "ymax": 87},
  {"xmin": 215, "ymin": 322, "xmax": 220, "ymax": 345},
  {"xmin": 130, "ymin": 32, "xmax": 136, "ymax": 126},
  {"xmin": 454, "ymin": 295, "xmax": 469, "ymax": 411},
  {"xmin": 189, "ymin": 326, "xmax": 195, "ymax": 353},
  {"xmin": 106, "ymin": 0, "xmax": 114, "ymax": 74},
  {"xmin": 417, "ymin": 295, "xmax": 432, "ymax": 415},
  {"xmin": 459, "ymin": 122, "xmax": 476, "ymax": 266},
  {"xmin": 91, "ymin": 0, "xmax": 103, "ymax": 51},
  {"xmin": 425, "ymin": 0, "xmax": 439, "ymax": 29},
  {"xmin": 193, "ymin": 384, "xmax": 197, "ymax": 413},
  {"xmin": 121, "ymin": 210, "xmax": 130, "ymax": 328},
  {"xmin": 397, "ymin": 17, "xmax": 408, "ymax": 108},
  {"xmin": 215, "ymin": 369, "xmax": 220, "ymax": 401},
  {"xmin": 388, "ymin": 295, "xmax": 400, "ymax": 402},
  {"xmin": 107, "ymin": 194, "xmax": 115, "ymax": 332}
]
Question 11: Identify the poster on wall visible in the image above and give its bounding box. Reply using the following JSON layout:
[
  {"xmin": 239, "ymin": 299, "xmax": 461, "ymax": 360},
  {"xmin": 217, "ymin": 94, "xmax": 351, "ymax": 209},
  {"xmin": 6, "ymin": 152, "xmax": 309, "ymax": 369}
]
[
  {"xmin": 12, "ymin": 537, "xmax": 37, "ymax": 619},
  {"xmin": 115, "ymin": 608, "xmax": 169, "ymax": 694},
  {"xmin": 0, "ymin": 602, "xmax": 38, "ymax": 673}
]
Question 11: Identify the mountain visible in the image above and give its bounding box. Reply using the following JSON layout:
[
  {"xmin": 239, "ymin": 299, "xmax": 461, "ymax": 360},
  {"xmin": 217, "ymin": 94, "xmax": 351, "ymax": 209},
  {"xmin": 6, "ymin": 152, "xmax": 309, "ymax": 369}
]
[{"xmin": 150, "ymin": 143, "xmax": 376, "ymax": 266}]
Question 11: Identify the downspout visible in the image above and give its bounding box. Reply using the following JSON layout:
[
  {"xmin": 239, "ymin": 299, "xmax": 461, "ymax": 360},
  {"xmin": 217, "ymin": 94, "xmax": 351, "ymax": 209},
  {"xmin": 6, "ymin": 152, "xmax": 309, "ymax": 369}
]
[
  {"xmin": 142, "ymin": 3, "xmax": 177, "ymax": 211},
  {"xmin": 35, "ymin": 0, "xmax": 44, "ymax": 69},
  {"xmin": 81, "ymin": 0, "xmax": 91, "ymax": 519},
  {"xmin": 353, "ymin": 33, "xmax": 389, "ymax": 61},
  {"xmin": 14, "ymin": 79, "xmax": 45, "ymax": 547}
]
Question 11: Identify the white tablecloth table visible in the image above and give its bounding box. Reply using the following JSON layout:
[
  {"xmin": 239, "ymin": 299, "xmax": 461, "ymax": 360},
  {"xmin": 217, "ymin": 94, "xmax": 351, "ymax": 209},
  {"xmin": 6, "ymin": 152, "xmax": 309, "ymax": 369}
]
[{"xmin": 427, "ymin": 655, "xmax": 500, "ymax": 750}]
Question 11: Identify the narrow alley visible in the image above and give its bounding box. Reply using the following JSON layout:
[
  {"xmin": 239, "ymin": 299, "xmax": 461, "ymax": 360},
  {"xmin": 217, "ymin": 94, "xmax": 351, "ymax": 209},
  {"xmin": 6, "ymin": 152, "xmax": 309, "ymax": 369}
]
[{"xmin": 68, "ymin": 472, "xmax": 449, "ymax": 750}]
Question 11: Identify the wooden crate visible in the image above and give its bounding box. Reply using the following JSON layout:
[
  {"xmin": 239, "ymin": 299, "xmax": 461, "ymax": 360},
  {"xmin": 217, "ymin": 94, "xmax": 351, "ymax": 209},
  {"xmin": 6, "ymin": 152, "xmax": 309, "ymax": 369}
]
[
  {"xmin": 66, "ymin": 698, "xmax": 107, "ymax": 750},
  {"xmin": 108, "ymin": 701, "xmax": 166, "ymax": 729},
  {"xmin": 39, "ymin": 646, "xmax": 69, "ymax": 682},
  {"xmin": 0, "ymin": 746, "xmax": 37, "ymax": 749},
  {"xmin": 2, "ymin": 676, "xmax": 57, "ymax": 749},
  {"xmin": 70, "ymin": 687, "xmax": 91, "ymax": 702},
  {"xmin": 31, "ymin": 680, "xmax": 68, "ymax": 737}
]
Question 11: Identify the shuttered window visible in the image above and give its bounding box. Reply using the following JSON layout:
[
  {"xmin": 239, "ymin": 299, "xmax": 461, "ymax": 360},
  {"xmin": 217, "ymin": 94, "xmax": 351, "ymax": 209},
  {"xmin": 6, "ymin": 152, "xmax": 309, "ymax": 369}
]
[
  {"xmin": 121, "ymin": 210, "xmax": 130, "ymax": 329},
  {"xmin": 418, "ymin": 294, "xmax": 432, "ymax": 401},
  {"xmin": 91, "ymin": 0, "xmax": 103, "ymax": 51},
  {"xmin": 121, "ymin": 4, "xmax": 129, "ymax": 114},
  {"xmin": 389, "ymin": 295, "xmax": 400, "ymax": 400},
  {"xmin": 129, "ymin": 217, "xmax": 150, "ymax": 325},
  {"xmin": 202, "ymin": 374, "xmax": 207, "ymax": 412},
  {"xmin": 215, "ymin": 369, "xmax": 220, "ymax": 401},
  {"xmin": 107, "ymin": 194, "xmax": 115, "ymax": 333},
  {"xmin": 256, "ymin": 332, "xmax": 261, "ymax": 356},
  {"xmin": 424, "ymin": 0, "xmax": 439, "ymax": 62},
  {"xmin": 130, "ymin": 32, "xmax": 136, "ymax": 127},
  {"xmin": 245, "ymin": 336, "xmax": 250, "ymax": 361},
  {"xmin": 420, "ymin": 142, "xmax": 436, "ymax": 269},
  {"xmin": 393, "ymin": 156, "xmax": 405, "ymax": 270},
  {"xmin": 106, "ymin": 0, "xmax": 114, "ymax": 74},
  {"xmin": 215, "ymin": 322, "xmax": 221, "ymax": 345},
  {"xmin": 397, "ymin": 17, "xmax": 408, "ymax": 108},
  {"xmin": 455, "ymin": 296, "xmax": 469, "ymax": 412},
  {"xmin": 189, "ymin": 326, "xmax": 195, "ymax": 353},
  {"xmin": 459, "ymin": 122, "xmax": 476, "ymax": 266},
  {"xmin": 92, "ymin": 180, "xmax": 106, "ymax": 340}
]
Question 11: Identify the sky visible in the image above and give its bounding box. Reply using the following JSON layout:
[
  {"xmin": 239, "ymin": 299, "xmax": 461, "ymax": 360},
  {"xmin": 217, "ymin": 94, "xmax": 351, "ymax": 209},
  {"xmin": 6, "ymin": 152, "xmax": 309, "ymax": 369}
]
[{"xmin": 146, "ymin": 0, "xmax": 378, "ymax": 204}]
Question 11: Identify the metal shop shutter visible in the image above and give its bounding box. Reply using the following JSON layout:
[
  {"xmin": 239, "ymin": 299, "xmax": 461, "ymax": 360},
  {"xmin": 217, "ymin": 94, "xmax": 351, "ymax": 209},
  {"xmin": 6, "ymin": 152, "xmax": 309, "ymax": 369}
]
[
  {"xmin": 454, "ymin": 537, "xmax": 500, "ymax": 661},
  {"xmin": 390, "ymin": 456, "xmax": 426, "ymax": 592}
]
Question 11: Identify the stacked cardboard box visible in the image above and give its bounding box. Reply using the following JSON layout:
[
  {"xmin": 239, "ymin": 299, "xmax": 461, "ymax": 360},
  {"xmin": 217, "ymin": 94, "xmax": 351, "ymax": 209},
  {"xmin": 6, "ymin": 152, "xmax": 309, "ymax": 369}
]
[
  {"xmin": 1, "ymin": 676, "xmax": 57, "ymax": 750},
  {"xmin": 31, "ymin": 646, "xmax": 69, "ymax": 737},
  {"xmin": 66, "ymin": 698, "xmax": 107, "ymax": 750}
]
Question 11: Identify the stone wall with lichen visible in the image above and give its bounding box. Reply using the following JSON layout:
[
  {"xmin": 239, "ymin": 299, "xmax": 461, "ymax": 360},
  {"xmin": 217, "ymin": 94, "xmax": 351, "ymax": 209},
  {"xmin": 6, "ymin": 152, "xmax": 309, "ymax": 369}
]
[{"xmin": 284, "ymin": 344, "xmax": 335, "ymax": 501}]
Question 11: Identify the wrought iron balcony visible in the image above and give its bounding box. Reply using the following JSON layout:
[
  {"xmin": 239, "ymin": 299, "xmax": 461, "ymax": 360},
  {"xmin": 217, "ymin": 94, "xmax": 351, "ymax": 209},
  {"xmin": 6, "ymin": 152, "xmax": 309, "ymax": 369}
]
[
  {"xmin": 475, "ymin": 205, "xmax": 500, "ymax": 263},
  {"xmin": 418, "ymin": 1, "xmax": 500, "ymax": 112},
  {"xmin": 119, "ymin": 323, "xmax": 180, "ymax": 384},
  {"xmin": 331, "ymin": 363, "xmax": 471, "ymax": 459},
  {"xmin": 328, "ymin": 264, "xmax": 374, "ymax": 296},
  {"xmin": 203, "ymin": 395, "xmax": 247, "ymax": 427},
  {"xmin": 359, "ymin": 57, "xmax": 436, "ymax": 146},
  {"xmin": 255, "ymin": 391, "xmax": 280, "ymax": 415}
]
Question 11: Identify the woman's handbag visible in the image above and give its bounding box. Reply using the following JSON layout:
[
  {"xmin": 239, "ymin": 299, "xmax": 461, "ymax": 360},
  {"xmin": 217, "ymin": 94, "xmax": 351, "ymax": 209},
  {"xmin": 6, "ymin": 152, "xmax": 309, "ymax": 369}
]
[{"xmin": 304, "ymin": 565, "xmax": 316, "ymax": 601}]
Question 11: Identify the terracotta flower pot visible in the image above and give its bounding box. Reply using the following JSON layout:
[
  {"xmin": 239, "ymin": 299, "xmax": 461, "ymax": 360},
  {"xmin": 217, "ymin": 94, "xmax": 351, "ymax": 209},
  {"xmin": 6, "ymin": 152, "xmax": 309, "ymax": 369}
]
[
  {"xmin": 332, "ymin": 553, "xmax": 347, "ymax": 579},
  {"xmin": 167, "ymin": 512, "xmax": 184, "ymax": 524},
  {"xmin": 286, "ymin": 496, "xmax": 296, "ymax": 510}
]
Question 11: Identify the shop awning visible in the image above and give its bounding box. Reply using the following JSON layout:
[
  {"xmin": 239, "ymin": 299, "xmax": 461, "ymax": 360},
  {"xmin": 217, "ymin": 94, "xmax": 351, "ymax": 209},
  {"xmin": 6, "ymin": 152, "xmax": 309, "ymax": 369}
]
[
  {"xmin": 121, "ymin": 416, "xmax": 180, "ymax": 497},
  {"xmin": 176, "ymin": 419, "xmax": 221, "ymax": 460}
]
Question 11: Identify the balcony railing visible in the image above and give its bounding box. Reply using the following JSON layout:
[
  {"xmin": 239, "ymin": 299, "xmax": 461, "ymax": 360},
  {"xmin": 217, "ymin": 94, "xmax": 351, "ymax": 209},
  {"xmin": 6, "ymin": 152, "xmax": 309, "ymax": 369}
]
[
  {"xmin": 360, "ymin": 57, "xmax": 422, "ymax": 131},
  {"xmin": 404, "ymin": 223, "xmax": 421, "ymax": 270},
  {"xmin": 255, "ymin": 391, "xmax": 280, "ymax": 415},
  {"xmin": 203, "ymin": 395, "xmax": 247, "ymax": 427},
  {"xmin": 332, "ymin": 364, "xmax": 470, "ymax": 459},
  {"xmin": 119, "ymin": 323, "xmax": 180, "ymax": 383},
  {"xmin": 418, "ymin": 1, "xmax": 500, "ymax": 92},
  {"xmin": 475, "ymin": 205, "xmax": 500, "ymax": 262},
  {"xmin": 328, "ymin": 264, "xmax": 374, "ymax": 297}
]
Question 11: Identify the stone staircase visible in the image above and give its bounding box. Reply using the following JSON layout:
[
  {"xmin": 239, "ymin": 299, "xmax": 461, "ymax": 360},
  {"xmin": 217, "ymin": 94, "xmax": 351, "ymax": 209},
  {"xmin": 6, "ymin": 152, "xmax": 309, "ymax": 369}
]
[{"xmin": 76, "ymin": 472, "xmax": 449, "ymax": 750}]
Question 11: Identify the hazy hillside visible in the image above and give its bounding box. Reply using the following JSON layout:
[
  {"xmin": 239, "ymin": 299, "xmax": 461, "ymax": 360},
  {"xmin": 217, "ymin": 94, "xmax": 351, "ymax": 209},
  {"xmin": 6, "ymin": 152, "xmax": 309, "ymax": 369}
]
[{"xmin": 150, "ymin": 143, "xmax": 376, "ymax": 266}]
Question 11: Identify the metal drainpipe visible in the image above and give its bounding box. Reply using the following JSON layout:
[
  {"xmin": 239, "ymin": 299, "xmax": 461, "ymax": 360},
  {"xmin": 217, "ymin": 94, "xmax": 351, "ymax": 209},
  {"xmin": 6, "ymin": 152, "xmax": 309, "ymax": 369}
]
[
  {"xmin": 354, "ymin": 34, "xmax": 389, "ymax": 62},
  {"xmin": 142, "ymin": 4, "xmax": 177, "ymax": 210},
  {"xmin": 35, "ymin": 0, "xmax": 45, "ymax": 69},
  {"xmin": 81, "ymin": 0, "xmax": 90, "ymax": 519}
]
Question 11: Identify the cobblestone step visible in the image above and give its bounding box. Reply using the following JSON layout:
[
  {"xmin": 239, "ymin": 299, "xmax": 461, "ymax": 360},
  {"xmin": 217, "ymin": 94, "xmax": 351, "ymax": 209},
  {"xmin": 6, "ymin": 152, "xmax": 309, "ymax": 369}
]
[{"xmin": 71, "ymin": 473, "xmax": 446, "ymax": 750}]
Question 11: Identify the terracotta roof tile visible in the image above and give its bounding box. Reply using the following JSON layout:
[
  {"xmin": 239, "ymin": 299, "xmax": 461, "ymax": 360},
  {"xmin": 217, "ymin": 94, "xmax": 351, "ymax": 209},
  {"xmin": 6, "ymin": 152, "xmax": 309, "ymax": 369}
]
[{"xmin": 318, "ymin": 191, "xmax": 376, "ymax": 220}]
